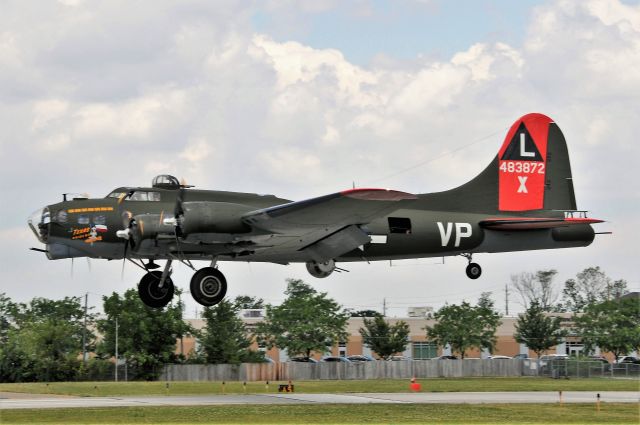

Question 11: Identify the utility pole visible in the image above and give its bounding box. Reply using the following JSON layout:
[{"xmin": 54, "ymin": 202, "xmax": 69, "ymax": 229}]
[
  {"xmin": 82, "ymin": 292, "xmax": 88, "ymax": 364},
  {"xmin": 504, "ymin": 284, "xmax": 510, "ymax": 316},
  {"xmin": 382, "ymin": 298, "xmax": 387, "ymax": 317},
  {"xmin": 115, "ymin": 317, "xmax": 119, "ymax": 382}
]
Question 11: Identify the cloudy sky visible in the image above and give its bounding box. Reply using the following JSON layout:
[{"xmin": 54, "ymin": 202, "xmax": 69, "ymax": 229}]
[{"xmin": 1, "ymin": 0, "xmax": 638, "ymax": 317}]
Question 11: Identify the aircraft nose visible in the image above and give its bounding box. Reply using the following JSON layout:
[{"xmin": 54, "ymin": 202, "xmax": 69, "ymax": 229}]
[{"xmin": 28, "ymin": 206, "xmax": 50, "ymax": 243}]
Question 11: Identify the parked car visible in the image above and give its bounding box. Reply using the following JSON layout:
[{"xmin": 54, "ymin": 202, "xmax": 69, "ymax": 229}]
[
  {"xmin": 347, "ymin": 355, "xmax": 374, "ymax": 362},
  {"xmin": 487, "ymin": 355, "xmax": 511, "ymax": 360},
  {"xmin": 512, "ymin": 353, "xmax": 529, "ymax": 360},
  {"xmin": 586, "ymin": 356, "xmax": 611, "ymax": 371},
  {"xmin": 321, "ymin": 356, "xmax": 352, "ymax": 363},
  {"xmin": 616, "ymin": 356, "xmax": 640, "ymax": 364},
  {"xmin": 538, "ymin": 354, "xmax": 569, "ymax": 369},
  {"xmin": 289, "ymin": 356, "xmax": 318, "ymax": 363},
  {"xmin": 435, "ymin": 355, "xmax": 458, "ymax": 360},
  {"xmin": 387, "ymin": 355, "xmax": 411, "ymax": 361}
]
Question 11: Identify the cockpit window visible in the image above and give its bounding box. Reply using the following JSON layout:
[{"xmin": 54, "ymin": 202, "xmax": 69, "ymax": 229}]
[
  {"xmin": 107, "ymin": 191, "xmax": 125, "ymax": 198},
  {"xmin": 126, "ymin": 191, "xmax": 161, "ymax": 202},
  {"xmin": 56, "ymin": 210, "xmax": 68, "ymax": 223}
]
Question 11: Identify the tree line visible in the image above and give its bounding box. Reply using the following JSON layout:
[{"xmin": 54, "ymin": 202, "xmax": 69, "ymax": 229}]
[{"xmin": 0, "ymin": 267, "xmax": 637, "ymax": 382}]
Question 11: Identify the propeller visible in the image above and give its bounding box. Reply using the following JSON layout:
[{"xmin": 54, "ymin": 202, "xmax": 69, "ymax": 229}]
[
  {"xmin": 121, "ymin": 239, "xmax": 128, "ymax": 281},
  {"xmin": 117, "ymin": 217, "xmax": 135, "ymax": 281}
]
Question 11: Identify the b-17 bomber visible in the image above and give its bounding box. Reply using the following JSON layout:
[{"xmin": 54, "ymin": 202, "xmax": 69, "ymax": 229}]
[{"xmin": 29, "ymin": 113, "xmax": 604, "ymax": 308}]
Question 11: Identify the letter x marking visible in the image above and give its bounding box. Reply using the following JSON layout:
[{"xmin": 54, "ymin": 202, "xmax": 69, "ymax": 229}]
[{"xmin": 517, "ymin": 176, "xmax": 528, "ymax": 193}]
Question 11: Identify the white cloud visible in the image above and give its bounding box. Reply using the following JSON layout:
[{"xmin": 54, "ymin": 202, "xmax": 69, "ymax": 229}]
[{"xmin": 1, "ymin": 0, "xmax": 639, "ymax": 311}]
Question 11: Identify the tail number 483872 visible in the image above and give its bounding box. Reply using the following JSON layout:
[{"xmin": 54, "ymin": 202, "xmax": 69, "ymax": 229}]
[{"xmin": 499, "ymin": 161, "xmax": 545, "ymax": 174}]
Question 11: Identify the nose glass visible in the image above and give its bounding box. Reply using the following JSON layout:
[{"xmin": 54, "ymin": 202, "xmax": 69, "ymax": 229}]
[{"xmin": 28, "ymin": 207, "xmax": 50, "ymax": 243}]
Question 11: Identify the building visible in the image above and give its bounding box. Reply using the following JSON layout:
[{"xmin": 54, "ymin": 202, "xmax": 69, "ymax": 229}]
[{"xmin": 177, "ymin": 308, "xmax": 621, "ymax": 361}]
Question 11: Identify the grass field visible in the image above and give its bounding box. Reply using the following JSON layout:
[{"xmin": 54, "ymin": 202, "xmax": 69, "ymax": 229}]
[
  {"xmin": 0, "ymin": 377, "xmax": 637, "ymax": 397},
  {"xmin": 1, "ymin": 403, "xmax": 638, "ymax": 424}
]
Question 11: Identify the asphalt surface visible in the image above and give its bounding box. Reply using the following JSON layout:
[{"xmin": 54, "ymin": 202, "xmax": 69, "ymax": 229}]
[{"xmin": 1, "ymin": 391, "xmax": 638, "ymax": 409}]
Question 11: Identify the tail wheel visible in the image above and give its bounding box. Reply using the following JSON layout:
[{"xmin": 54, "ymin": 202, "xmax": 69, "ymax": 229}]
[
  {"xmin": 466, "ymin": 263, "xmax": 482, "ymax": 279},
  {"xmin": 190, "ymin": 267, "xmax": 227, "ymax": 307},
  {"xmin": 138, "ymin": 271, "xmax": 174, "ymax": 308}
]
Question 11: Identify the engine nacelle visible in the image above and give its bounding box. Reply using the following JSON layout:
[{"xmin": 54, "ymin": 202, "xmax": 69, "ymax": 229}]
[
  {"xmin": 306, "ymin": 259, "xmax": 336, "ymax": 278},
  {"xmin": 180, "ymin": 202, "xmax": 252, "ymax": 235}
]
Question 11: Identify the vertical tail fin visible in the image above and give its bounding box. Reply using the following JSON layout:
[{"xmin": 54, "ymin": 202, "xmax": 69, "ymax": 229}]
[{"xmin": 420, "ymin": 113, "xmax": 577, "ymax": 214}]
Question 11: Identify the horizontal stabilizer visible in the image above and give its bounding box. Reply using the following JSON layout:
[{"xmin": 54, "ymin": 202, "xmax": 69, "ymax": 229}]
[{"xmin": 480, "ymin": 217, "xmax": 603, "ymax": 230}]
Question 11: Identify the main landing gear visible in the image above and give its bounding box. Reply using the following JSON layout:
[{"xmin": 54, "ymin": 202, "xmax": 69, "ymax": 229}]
[
  {"xmin": 461, "ymin": 253, "xmax": 482, "ymax": 280},
  {"xmin": 138, "ymin": 259, "xmax": 175, "ymax": 308},
  {"xmin": 189, "ymin": 267, "xmax": 227, "ymax": 307},
  {"xmin": 136, "ymin": 259, "xmax": 228, "ymax": 309}
]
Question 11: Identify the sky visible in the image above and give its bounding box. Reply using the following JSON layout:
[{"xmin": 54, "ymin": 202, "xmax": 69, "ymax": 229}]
[{"xmin": 1, "ymin": 0, "xmax": 638, "ymax": 318}]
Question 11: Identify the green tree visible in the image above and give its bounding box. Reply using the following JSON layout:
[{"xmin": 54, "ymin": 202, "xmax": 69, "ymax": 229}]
[
  {"xmin": 197, "ymin": 299, "xmax": 264, "ymax": 364},
  {"xmin": 514, "ymin": 301, "xmax": 566, "ymax": 358},
  {"xmin": 256, "ymin": 279, "xmax": 349, "ymax": 358},
  {"xmin": 350, "ymin": 309, "xmax": 382, "ymax": 318},
  {"xmin": 0, "ymin": 296, "xmax": 93, "ymax": 382},
  {"xmin": 359, "ymin": 316, "xmax": 409, "ymax": 360},
  {"xmin": 97, "ymin": 289, "xmax": 191, "ymax": 380},
  {"xmin": 425, "ymin": 293, "xmax": 502, "ymax": 358},
  {"xmin": 574, "ymin": 297, "xmax": 640, "ymax": 359},
  {"xmin": 233, "ymin": 295, "xmax": 264, "ymax": 309},
  {"xmin": 560, "ymin": 267, "xmax": 628, "ymax": 312},
  {"xmin": 0, "ymin": 292, "xmax": 15, "ymax": 345}
]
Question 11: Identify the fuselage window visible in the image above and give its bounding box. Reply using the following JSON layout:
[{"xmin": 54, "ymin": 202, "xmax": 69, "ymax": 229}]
[
  {"xmin": 93, "ymin": 215, "xmax": 106, "ymax": 226},
  {"xmin": 129, "ymin": 191, "xmax": 148, "ymax": 201},
  {"xmin": 77, "ymin": 214, "xmax": 90, "ymax": 225},
  {"xmin": 388, "ymin": 217, "xmax": 412, "ymax": 234}
]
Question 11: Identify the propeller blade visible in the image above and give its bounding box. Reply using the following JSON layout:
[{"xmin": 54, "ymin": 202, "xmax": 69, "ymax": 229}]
[{"xmin": 121, "ymin": 239, "xmax": 128, "ymax": 281}]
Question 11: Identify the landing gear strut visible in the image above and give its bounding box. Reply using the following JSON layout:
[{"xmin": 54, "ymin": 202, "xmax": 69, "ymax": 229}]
[
  {"xmin": 461, "ymin": 254, "xmax": 482, "ymax": 279},
  {"xmin": 136, "ymin": 260, "xmax": 228, "ymax": 308}
]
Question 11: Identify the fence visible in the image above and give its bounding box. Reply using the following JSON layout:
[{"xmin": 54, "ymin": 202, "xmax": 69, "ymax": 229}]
[
  {"xmin": 162, "ymin": 359, "xmax": 525, "ymax": 381},
  {"xmin": 537, "ymin": 359, "xmax": 640, "ymax": 379},
  {"xmin": 160, "ymin": 359, "xmax": 640, "ymax": 382}
]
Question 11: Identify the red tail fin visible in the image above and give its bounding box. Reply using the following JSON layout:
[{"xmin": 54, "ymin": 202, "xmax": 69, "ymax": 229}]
[{"xmin": 498, "ymin": 113, "xmax": 553, "ymax": 211}]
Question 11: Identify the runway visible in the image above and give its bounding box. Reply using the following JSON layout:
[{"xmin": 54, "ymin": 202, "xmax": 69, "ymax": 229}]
[{"xmin": 1, "ymin": 391, "xmax": 638, "ymax": 409}]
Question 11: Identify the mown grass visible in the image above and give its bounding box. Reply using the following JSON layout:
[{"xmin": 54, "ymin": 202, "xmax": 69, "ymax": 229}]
[
  {"xmin": 0, "ymin": 377, "xmax": 637, "ymax": 397},
  {"xmin": 1, "ymin": 403, "xmax": 638, "ymax": 424}
]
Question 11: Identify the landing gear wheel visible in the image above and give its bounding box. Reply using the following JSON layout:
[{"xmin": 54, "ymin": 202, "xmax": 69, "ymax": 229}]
[
  {"xmin": 190, "ymin": 267, "xmax": 227, "ymax": 307},
  {"xmin": 466, "ymin": 262, "xmax": 482, "ymax": 279},
  {"xmin": 138, "ymin": 271, "xmax": 175, "ymax": 308}
]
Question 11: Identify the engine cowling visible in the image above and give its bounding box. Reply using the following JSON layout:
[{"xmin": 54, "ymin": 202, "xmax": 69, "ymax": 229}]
[
  {"xmin": 306, "ymin": 259, "xmax": 336, "ymax": 278},
  {"xmin": 129, "ymin": 213, "xmax": 175, "ymax": 247},
  {"xmin": 179, "ymin": 202, "xmax": 252, "ymax": 235}
]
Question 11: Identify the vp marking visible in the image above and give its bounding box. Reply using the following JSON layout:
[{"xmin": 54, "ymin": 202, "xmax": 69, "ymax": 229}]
[
  {"xmin": 437, "ymin": 222, "xmax": 472, "ymax": 247},
  {"xmin": 517, "ymin": 176, "xmax": 528, "ymax": 193}
]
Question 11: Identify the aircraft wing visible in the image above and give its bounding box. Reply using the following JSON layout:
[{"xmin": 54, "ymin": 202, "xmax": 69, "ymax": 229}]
[
  {"xmin": 479, "ymin": 217, "xmax": 603, "ymax": 230},
  {"xmin": 241, "ymin": 188, "xmax": 417, "ymax": 262}
]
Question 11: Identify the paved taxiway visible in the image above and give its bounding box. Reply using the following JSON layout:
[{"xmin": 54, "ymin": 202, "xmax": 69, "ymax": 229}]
[{"xmin": 1, "ymin": 391, "xmax": 638, "ymax": 409}]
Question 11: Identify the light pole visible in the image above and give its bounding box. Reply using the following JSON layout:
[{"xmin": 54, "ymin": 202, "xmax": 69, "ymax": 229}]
[{"xmin": 115, "ymin": 317, "xmax": 119, "ymax": 382}]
